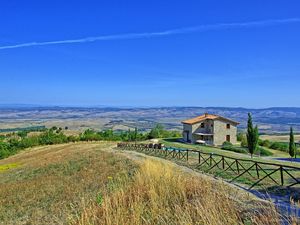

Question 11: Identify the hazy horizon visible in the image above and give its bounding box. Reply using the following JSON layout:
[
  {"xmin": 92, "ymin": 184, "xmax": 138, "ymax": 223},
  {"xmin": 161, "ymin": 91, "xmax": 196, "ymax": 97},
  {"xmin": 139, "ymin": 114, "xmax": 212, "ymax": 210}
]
[{"xmin": 1, "ymin": 103, "xmax": 300, "ymax": 110}]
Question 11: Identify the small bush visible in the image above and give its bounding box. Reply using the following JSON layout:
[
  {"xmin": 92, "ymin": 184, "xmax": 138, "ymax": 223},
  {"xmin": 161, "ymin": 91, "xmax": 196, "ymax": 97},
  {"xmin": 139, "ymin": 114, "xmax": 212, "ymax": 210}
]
[
  {"xmin": 221, "ymin": 144, "xmax": 248, "ymax": 154},
  {"xmin": 258, "ymin": 139, "xmax": 271, "ymax": 148},
  {"xmin": 256, "ymin": 147, "xmax": 273, "ymax": 156},
  {"xmin": 237, "ymin": 132, "xmax": 244, "ymax": 142},
  {"xmin": 261, "ymin": 139, "xmax": 271, "ymax": 148},
  {"xmin": 269, "ymin": 142, "xmax": 288, "ymax": 152},
  {"xmin": 240, "ymin": 134, "xmax": 248, "ymax": 148},
  {"xmin": 0, "ymin": 142, "xmax": 10, "ymax": 159},
  {"xmin": 222, "ymin": 141, "xmax": 233, "ymax": 147}
]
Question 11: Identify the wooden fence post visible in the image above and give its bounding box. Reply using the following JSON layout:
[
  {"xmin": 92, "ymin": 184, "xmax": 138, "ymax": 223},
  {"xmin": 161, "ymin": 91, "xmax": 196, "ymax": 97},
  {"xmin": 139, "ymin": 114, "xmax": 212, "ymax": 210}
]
[
  {"xmin": 198, "ymin": 151, "xmax": 201, "ymax": 164},
  {"xmin": 222, "ymin": 156, "xmax": 225, "ymax": 169},
  {"xmin": 280, "ymin": 166, "xmax": 284, "ymax": 186},
  {"xmin": 236, "ymin": 160, "xmax": 239, "ymax": 174},
  {"xmin": 255, "ymin": 162, "xmax": 260, "ymax": 179}
]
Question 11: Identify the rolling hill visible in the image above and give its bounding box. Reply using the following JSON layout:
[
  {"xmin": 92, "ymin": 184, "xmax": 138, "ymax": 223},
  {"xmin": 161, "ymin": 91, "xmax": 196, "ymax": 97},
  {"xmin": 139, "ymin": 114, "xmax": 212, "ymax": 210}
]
[{"xmin": 0, "ymin": 106, "xmax": 299, "ymax": 134}]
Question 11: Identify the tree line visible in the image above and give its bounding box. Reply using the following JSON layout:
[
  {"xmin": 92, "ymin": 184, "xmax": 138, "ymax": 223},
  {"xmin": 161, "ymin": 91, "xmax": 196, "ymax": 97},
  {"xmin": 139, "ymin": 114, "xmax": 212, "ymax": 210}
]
[{"xmin": 0, "ymin": 124, "xmax": 181, "ymax": 159}]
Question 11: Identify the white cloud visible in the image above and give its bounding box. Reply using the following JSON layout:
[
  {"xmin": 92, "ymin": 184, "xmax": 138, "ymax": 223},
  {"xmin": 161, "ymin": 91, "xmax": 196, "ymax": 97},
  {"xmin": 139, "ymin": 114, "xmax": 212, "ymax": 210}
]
[{"xmin": 0, "ymin": 18, "xmax": 299, "ymax": 50}]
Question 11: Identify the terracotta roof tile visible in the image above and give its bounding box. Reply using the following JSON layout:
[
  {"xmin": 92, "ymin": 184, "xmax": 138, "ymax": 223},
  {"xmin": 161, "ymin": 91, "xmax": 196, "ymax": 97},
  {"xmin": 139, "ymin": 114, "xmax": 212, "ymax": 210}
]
[{"xmin": 182, "ymin": 113, "xmax": 239, "ymax": 125}]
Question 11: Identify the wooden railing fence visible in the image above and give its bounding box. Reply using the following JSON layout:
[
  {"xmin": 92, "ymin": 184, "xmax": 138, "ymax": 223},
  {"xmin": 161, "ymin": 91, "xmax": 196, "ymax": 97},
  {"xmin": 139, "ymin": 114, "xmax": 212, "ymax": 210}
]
[{"xmin": 117, "ymin": 143, "xmax": 300, "ymax": 190}]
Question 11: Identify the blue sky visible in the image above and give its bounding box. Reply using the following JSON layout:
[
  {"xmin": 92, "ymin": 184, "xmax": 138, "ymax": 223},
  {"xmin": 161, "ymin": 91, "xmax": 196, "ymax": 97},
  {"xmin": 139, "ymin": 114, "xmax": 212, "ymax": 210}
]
[{"xmin": 0, "ymin": 1, "xmax": 299, "ymax": 108}]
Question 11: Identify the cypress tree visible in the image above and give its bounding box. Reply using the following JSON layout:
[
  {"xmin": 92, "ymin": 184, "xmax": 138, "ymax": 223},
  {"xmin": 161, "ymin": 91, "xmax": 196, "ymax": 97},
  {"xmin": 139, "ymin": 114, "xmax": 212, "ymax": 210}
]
[
  {"xmin": 289, "ymin": 127, "xmax": 296, "ymax": 158},
  {"xmin": 247, "ymin": 113, "xmax": 259, "ymax": 158}
]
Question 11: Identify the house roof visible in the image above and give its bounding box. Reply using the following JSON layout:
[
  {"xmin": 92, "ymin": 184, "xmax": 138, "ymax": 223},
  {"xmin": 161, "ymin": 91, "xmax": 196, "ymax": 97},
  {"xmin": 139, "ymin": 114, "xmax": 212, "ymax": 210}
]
[{"xmin": 181, "ymin": 113, "xmax": 239, "ymax": 126}]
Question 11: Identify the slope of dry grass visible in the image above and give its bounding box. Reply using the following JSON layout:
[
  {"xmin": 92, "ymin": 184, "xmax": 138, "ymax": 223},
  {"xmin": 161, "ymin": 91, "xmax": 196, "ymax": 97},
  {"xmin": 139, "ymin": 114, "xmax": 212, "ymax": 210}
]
[
  {"xmin": 0, "ymin": 142, "xmax": 285, "ymax": 225},
  {"xmin": 73, "ymin": 158, "xmax": 281, "ymax": 225},
  {"xmin": 0, "ymin": 142, "xmax": 136, "ymax": 224}
]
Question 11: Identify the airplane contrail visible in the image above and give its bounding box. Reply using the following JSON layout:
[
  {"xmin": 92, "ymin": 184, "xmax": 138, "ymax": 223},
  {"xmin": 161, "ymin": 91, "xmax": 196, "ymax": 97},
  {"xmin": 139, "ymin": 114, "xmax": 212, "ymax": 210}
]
[{"xmin": 0, "ymin": 18, "xmax": 299, "ymax": 51}]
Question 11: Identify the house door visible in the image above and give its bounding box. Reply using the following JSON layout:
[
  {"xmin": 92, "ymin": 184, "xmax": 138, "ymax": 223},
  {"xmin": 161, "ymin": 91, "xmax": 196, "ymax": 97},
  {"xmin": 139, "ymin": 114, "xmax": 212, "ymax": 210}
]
[{"xmin": 226, "ymin": 135, "xmax": 231, "ymax": 142}]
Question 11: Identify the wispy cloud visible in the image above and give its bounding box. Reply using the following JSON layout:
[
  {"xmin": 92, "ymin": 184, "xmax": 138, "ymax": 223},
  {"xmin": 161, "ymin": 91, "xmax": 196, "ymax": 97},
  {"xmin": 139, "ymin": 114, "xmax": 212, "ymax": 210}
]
[{"xmin": 1, "ymin": 18, "xmax": 299, "ymax": 51}]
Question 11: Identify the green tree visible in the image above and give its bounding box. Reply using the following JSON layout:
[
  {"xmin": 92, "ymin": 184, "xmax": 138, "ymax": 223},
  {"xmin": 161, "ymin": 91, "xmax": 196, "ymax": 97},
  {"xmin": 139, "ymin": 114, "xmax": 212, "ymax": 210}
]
[
  {"xmin": 237, "ymin": 132, "xmax": 244, "ymax": 142},
  {"xmin": 16, "ymin": 130, "xmax": 28, "ymax": 139},
  {"xmin": 148, "ymin": 124, "xmax": 164, "ymax": 139},
  {"xmin": 134, "ymin": 127, "xmax": 138, "ymax": 144},
  {"xmin": 0, "ymin": 142, "xmax": 10, "ymax": 159},
  {"xmin": 289, "ymin": 127, "xmax": 296, "ymax": 158},
  {"xmin": 246, "ymin": 113, "xmax": 259, "ymax": 158},
  {"xmin": 51, "ymin": 126, "xmax": 58, "ymax": 131},
  {"xmin": 261, "ymin": 139, "xmax": 271, "ymax": 148},
  {"xmin": 240, "ymin": 133, "xmax": 248, "ymax": 148}
]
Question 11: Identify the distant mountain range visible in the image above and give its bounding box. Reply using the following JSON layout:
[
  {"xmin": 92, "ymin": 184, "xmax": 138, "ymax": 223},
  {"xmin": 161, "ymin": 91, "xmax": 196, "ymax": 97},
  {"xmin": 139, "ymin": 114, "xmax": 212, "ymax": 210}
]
[{"xmin": 0, "ymin": 106, "xmax": 299, "ymax": 134}]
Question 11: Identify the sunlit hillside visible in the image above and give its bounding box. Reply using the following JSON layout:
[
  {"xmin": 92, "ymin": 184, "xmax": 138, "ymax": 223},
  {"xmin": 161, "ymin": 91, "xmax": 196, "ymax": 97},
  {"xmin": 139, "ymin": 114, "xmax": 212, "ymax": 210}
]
[{"xmin": 0, "ymin": 142, "xmax": 281, "ymax": 225}]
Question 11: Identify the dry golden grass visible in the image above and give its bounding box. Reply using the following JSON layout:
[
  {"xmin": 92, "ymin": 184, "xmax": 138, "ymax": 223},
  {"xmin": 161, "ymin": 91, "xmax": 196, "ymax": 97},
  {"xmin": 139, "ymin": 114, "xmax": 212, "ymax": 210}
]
[
  {"xmin": 73, "ymin": 158, "xmax": 281, "ymax": 225},
  {"xmin": 0, "ymin": 142, "xmax": 137, "ymax": 225},
  {"xmin": 0, "ymin": 142, "xmax": 289, "ymax": 225}
]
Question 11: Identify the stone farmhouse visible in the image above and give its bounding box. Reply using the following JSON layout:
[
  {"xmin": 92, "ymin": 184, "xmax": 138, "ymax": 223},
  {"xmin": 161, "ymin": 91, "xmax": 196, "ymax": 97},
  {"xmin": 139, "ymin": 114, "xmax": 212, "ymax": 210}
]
[{"xmin": 181, "ymin": 113, "xmax": 239, "ymax": 146}]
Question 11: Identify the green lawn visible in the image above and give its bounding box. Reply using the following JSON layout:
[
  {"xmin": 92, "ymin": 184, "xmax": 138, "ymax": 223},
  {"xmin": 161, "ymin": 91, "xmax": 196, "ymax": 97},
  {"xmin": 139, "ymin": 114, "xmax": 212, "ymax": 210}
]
[{"xmin": 160, "ymin": 138, "xmax": 300, "ymax": 168}]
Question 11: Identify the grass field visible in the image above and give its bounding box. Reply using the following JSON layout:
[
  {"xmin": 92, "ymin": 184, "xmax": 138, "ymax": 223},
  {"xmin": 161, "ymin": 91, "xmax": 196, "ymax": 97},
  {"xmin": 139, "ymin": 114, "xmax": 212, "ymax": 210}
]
[
  {"xmin": 0, "ymin": 142, "xmax": 137, "ymax": 224},
  {"xmin": 160, "ymin": 138, "xmax": 298, "ymax": 167},
  {"xmin": 155, "ymin": 139, "xmax": 300, "ymax": 194},
  {"xmin": 261, "ymin": 134, "xmax": 300, "ymax": 142},
  {"xmin": 0, "ymin": 142, "xmax": 286, "ymax": 224}
]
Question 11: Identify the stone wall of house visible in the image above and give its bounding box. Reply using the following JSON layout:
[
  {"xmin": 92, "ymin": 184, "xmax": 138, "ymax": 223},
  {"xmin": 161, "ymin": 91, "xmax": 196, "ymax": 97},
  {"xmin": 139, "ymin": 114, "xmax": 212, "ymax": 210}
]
[
  {"xmin": 213, "ymin": 120, "xmax": 237, "ymax": 146},
  {"xmin": 193, "ymin": 120, "xmax": 214, "ymax": 134},
  {"xmin": 182, "ymin": 123, "xmax": 193, "ymax": 142},
  {"xmin": 183, "ymin": 119, "xmax": 237, "ymax": 145},
  {"xmin": 192, "ymin": 120, "xmax": 214, "ymax": 144}
]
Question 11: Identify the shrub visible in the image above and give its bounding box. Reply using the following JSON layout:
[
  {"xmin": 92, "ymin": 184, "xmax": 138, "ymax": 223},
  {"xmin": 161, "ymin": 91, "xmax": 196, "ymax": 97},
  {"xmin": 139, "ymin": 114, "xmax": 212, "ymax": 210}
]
[
  {"xmin": 261, "ymin": 139, "xmax": 271, "ymax": 148},
  {"xmin": 18, "ymin": 136, "xmax": 40, "ymax": 148},
  {"xmin": 148, "ymin": 124, "xmax": 165, "ymax": 139},
  {"xmin": 67, "ymin": 135, "xmax": 79, "ymax": 143},
  {"xmin": 148, "ymin": 124, "xmax": 181, "ymax": 139},
  {"xmin": 269, "ymin": 142, "xmax": 288, "ymax": 152},
  {"xmin": 255, "ymin": 147, "xmax": 273, "ymax": 156},
  {"xmin": 0, "ymin": 142, "xmax": 10, "ymax": 159},
  {"xmin": 240, "ymin": 134, "xmax": 248, "ymax": 148},
  {"xmin": 222, "ymin": 141, "xmax": 233, "ymax": 147},
  {"xmin": 221, "ymin": 143, "xmax": 248, "ymax": 154},
  {"xmin": 17, "ymin": 130, "xmax": 28, "ymax": 138},
  {"xmin": 258, "ymin": 139, "xmax": 271, "ymax": 148},
  {"xmin": 237, "ymin": 132, "xmax": 244, "ymax": 142}
]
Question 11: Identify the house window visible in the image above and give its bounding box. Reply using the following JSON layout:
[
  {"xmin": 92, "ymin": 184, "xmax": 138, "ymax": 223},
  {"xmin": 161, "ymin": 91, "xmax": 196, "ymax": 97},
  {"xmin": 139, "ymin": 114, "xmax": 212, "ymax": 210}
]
[
  {"xmin": 200, "ymin": 123, "xmax": 205, "ymax": 128},
  {"xmin": 226, "ymin": 124, "xmax": 230, "ymax": 129},
  {"xmin": 226, "ymin": 135, "xmax": 231, "ymax": 142}
]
